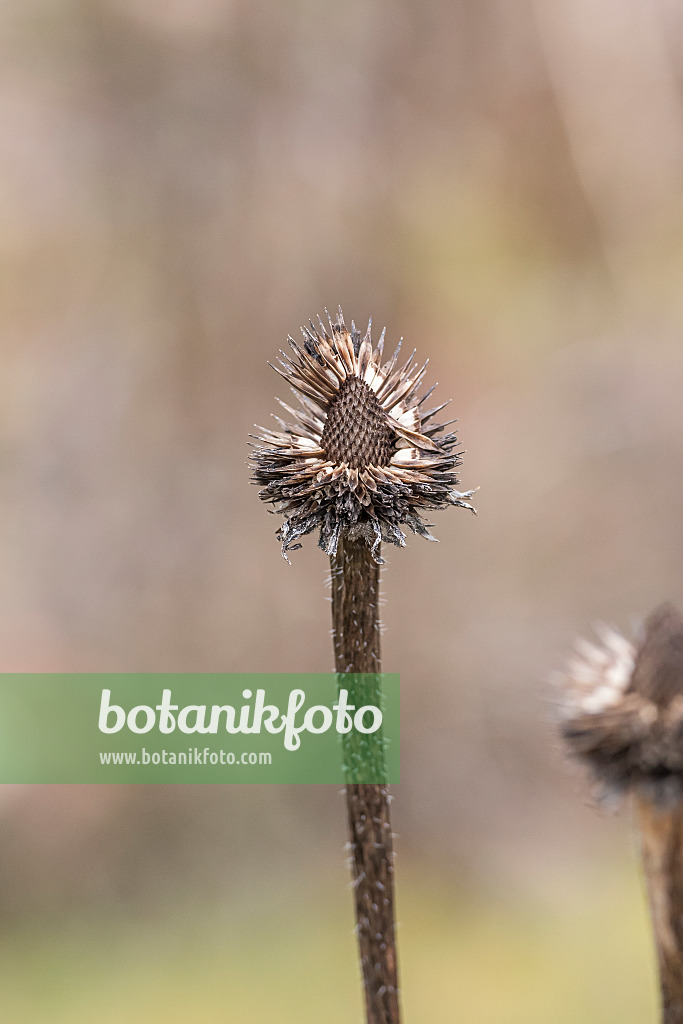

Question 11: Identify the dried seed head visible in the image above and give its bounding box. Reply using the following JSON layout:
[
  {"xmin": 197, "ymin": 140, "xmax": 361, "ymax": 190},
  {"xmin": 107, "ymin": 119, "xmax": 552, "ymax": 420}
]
[
  {"xmin": 557, "ymin": 603, "xmax": 683, "ymax": 804},
  {"xmin": 250, "ymin": 307, "xmax": 475, "ymax": 560}
]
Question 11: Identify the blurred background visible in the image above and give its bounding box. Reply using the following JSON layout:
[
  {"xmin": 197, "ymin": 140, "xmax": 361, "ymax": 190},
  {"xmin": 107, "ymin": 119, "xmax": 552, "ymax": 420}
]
[{"xmin": 1, "ymin": 0, "xmax": 683, "ymax": 1020}]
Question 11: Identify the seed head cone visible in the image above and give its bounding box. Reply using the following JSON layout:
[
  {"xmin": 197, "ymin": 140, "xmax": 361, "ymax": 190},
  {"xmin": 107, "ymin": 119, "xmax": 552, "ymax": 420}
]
[{"xmin": 250, "ymin": 308, "xmax": 475, "ymax": 560}]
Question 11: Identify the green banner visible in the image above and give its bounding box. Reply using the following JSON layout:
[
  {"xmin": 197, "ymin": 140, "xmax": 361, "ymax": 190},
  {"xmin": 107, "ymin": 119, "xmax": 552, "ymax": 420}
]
[{"xmin": 0, "ymin": 674, "xmax": 400, "ymax": 783}]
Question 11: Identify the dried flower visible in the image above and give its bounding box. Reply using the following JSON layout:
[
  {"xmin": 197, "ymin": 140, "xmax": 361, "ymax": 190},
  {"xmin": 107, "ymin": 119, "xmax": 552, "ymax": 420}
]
[
  {"xmin": 558, "ymin": 606, "xmax": 683, "ymax": 1021},
  {"xmin": 557, "ymin": 604, "xmax": 683, "ymax": 803},
  {"xmin": 251, "ymin": 308, "xmax": 475, "ymax": 560}
]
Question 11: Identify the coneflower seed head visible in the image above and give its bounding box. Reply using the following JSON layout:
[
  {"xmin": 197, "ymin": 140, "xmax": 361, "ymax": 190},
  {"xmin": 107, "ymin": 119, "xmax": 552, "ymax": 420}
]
[
  {"xmin": 248, "ymin": 305, "xmax": 479, "ymax": 561},
  {"xmin": 250, "ymin": 307, "xmax": 476, "ymax": 561},
  {"xmin": 557, "ymin": 604, "xmax": 683, "ymax": 804}
]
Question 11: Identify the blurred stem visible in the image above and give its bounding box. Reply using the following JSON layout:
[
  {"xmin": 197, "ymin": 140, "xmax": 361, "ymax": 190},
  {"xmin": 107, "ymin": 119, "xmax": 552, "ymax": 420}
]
[
  {"xmin": 635, "ymin": 795, "xmax": 683, "ymax": 1023},
  {"xmin": 330, "ymin": 534, "xmax": 401, "ymax": 1024}
]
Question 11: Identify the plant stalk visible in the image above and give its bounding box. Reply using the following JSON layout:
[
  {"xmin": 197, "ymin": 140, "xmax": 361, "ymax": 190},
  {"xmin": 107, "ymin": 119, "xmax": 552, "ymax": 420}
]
[
  {"xmin": 330, "ymin": 533, "xmax": 401, "ymax": 1024},
  {"xmin": 635, "ymin": 795, "xmax": 683, "ymax": 1023}
]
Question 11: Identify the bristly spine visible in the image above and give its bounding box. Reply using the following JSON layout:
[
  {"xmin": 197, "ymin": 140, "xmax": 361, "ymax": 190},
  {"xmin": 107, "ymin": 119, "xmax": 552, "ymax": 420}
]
[{"xmin": 250, "ymin": 307, "xmax": 476, "ymax": 561}]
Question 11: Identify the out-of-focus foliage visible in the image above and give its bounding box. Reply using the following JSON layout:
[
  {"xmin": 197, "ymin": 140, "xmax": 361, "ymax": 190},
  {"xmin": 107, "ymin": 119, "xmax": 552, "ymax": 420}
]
[
  {"xmin": 0, "ymin": 866, "xmax": 657, "ymax": 1024},
  {"xmin": 1, "ymin": 0, "xmax": 682, "ymax": 1016}
]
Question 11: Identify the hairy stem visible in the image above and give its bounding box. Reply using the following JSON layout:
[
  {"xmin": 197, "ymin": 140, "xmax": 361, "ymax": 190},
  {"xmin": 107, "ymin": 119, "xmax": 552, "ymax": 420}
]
[{"xmin": 330, "ymin": 534, "xmax": 401, "ymax": 1024}]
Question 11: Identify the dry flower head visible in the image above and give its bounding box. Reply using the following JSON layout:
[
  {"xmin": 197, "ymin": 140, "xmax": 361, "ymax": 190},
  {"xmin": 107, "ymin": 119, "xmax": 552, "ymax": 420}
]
[
  {"xmin": 557, "ymin": 604, "xmax": 683, "ymax": 804},
  {"xmin": 251, "ymin": 308, "xmax": 475, "ymax": 560}
]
